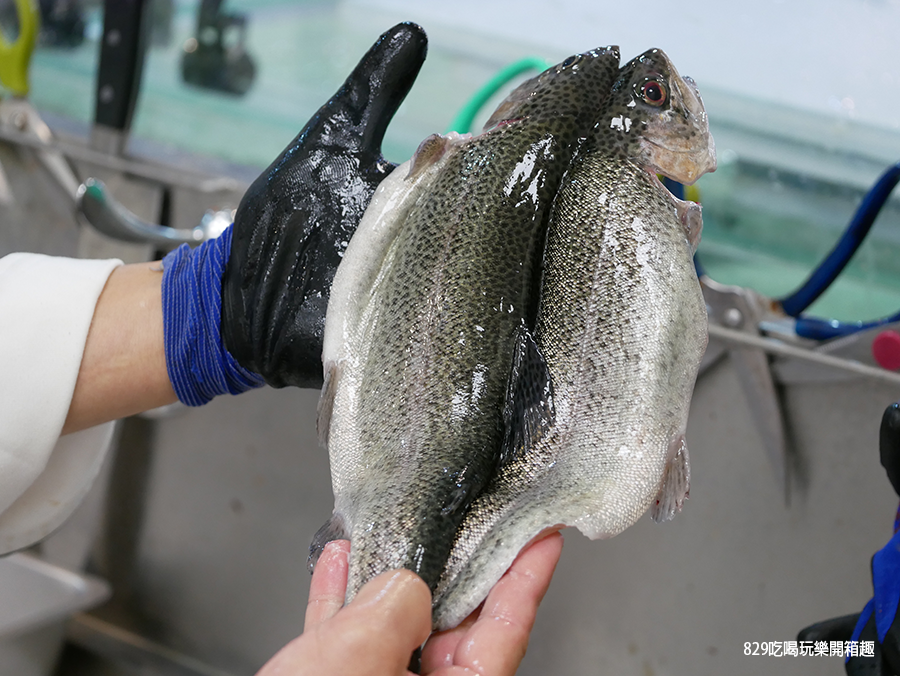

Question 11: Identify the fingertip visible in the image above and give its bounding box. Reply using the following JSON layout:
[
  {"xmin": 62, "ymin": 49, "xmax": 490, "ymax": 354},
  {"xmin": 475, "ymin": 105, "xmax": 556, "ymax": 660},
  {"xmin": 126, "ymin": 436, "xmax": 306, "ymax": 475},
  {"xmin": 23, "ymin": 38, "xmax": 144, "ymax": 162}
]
[
  {"xmin": 528, "ymin": 530, "xmax": 564, "ymax": 560},
  {"xmin": 314, "ymin": 539, "xmax": 350, "ymax": 579},
  {"xmin": 352, "ymin": 569, "xmax": 432, "ymax": 646},
  {"xmin": 305, "ymin": 539, "xmax": 351, "ymax": 629},
  {"xmin": 503, "ymin": 528, "xmax": 564, "ymax": 592},
  {"xmin": 445, "ymin": 534, "xmax": 565, "ymax": 676},
  {"xmin": 324, "ymin": 538, "xmax": 352, "ymax": 559},
  {"xmin": 353, "ymin": 568, "xmax": 431, "ymax": 609}
]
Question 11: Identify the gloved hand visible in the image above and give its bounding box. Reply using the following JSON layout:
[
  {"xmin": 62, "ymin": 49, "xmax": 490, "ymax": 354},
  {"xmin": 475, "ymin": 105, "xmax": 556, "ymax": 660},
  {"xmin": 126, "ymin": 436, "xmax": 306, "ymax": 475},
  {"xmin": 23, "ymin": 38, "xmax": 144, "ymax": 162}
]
[
  {"xmin": 798, "ymin": 403, "xmax": 900, "ymax": 676},
  {"xmin": 160, "ymin": 22, "xmax": 428, "ymax": 404}
]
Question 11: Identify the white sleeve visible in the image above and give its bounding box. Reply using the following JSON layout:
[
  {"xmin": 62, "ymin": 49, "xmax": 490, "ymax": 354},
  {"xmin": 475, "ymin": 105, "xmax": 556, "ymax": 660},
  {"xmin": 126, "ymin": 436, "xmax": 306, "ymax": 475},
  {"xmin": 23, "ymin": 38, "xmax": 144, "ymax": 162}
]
[{"xmin": 0, "ymin": 253, "xmax": 122, "ymax": 555}]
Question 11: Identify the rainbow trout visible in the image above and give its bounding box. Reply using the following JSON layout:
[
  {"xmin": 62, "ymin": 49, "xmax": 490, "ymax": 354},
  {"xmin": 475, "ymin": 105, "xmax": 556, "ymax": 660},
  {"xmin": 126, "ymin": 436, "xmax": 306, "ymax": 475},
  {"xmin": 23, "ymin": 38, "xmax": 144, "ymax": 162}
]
[
  {"xmin": 315, "ymin": 47, "xmax": 622, "ymax": 601},
  {"xmin": 433, "ymin": 48, "xmax": 717, "ymax": 629}
]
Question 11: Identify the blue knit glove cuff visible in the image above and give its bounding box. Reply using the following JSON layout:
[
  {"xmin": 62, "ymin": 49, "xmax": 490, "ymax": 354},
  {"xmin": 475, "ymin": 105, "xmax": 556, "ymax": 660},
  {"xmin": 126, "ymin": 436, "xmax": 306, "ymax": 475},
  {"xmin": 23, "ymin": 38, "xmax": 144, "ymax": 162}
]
[
  {"xmin": 847, "ymin": 528, "xmax": 900, "ymax": 663},
  {"xmin": 161, "ymin": 227, "xmax": 265, "ymax": 406},
  {"xmin": 873, "ymin": 529, "xmax": 900, "ymax": 643}
]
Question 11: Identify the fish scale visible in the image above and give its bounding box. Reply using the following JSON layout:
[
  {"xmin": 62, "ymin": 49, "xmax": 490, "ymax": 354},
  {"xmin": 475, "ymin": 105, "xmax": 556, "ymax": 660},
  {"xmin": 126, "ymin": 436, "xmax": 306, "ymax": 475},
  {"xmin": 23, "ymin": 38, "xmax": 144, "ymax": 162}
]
[
  {"xmin": 317, "ymin": 46, "xmax": 623, "ymax": 601},
  {"xmin": 432, "ymin": 48, "xmax": 716, "ymax": 630}
]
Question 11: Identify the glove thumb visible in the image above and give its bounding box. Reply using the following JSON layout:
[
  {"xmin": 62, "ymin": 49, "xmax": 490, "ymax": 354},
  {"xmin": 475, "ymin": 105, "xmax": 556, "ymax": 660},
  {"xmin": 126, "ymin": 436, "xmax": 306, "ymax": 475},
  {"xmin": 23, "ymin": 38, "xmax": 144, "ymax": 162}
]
[{"xmin": 332, "ymin": 22, "xmax": 428, "ymax": 158}]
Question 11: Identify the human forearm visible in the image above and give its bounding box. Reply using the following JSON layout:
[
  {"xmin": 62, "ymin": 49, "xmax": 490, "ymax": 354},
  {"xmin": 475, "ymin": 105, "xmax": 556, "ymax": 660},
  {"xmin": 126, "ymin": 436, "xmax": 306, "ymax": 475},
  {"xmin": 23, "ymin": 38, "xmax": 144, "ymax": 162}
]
[{"xmin": 62, "ymin": 262, "xmax": 176, "ymax": 435}]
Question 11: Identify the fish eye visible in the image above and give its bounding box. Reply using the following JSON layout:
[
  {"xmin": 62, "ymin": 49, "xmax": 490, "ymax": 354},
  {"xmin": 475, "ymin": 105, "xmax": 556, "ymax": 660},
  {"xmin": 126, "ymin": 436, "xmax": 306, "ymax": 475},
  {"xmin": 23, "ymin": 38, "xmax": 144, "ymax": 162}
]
[
  {"xmin": 640, "ymin": 79, "xmax": 667, "ymax": 106},
  {"xmin": 560, "ymin": 54, "xmax": 583, "ymax": 69}
]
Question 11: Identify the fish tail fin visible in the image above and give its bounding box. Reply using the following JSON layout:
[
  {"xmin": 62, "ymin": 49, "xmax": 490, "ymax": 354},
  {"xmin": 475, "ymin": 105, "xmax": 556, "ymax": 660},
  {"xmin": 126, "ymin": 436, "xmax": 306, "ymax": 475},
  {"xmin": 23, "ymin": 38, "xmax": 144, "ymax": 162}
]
[{"xmin": 650, "ymin": 434, "xmax": 691, "ymax": 523}]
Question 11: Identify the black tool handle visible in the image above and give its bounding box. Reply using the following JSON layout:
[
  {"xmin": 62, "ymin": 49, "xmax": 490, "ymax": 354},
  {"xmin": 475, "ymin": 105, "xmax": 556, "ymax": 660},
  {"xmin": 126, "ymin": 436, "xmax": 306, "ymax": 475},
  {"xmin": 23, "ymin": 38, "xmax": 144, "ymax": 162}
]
[
  {"xmin": 881, "ymin": 402, "xmax": 900, "ymax": 497},
  {"xmin": 94, "ymin": 0, "xmax": 152, "ymax": 132}
]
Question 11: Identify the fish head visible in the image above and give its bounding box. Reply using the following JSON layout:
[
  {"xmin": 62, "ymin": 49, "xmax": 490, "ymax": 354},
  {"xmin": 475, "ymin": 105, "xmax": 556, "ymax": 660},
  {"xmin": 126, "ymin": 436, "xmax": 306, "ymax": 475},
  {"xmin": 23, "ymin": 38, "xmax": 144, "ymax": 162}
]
[
  {"xmin": 598, "ymin": 48, "xmax": 717, "ymax": 185},
  {"xmin": 483, "ymin": 45, "xmax": 621, "ymax": 131}
]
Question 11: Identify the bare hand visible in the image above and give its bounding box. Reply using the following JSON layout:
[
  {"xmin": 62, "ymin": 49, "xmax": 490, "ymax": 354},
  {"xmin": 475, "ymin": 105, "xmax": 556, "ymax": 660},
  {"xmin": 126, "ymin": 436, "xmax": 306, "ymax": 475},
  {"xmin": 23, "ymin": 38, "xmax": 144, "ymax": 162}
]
[{"xmin": 256, "ymin": 533, "xmax": 563, "ymax": 675}]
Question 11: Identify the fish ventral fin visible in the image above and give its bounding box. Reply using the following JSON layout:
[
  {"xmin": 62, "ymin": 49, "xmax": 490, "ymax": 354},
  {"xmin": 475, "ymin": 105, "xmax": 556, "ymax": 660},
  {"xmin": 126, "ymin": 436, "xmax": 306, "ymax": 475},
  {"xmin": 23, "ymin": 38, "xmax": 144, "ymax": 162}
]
[
  {"xmin": 316, "ymin": 361, "xmax": 340, "ymax": 449},
  {"xmin": 308, "ymin": 513, "xmax": 349, "ymax": 573},
  {"xmin": 500, "ymin": 322, "xmax": 556, "ymax": 466},
  {"xmin": 651, "ymin": 434, "xmax": 691, "ymax": 523}
]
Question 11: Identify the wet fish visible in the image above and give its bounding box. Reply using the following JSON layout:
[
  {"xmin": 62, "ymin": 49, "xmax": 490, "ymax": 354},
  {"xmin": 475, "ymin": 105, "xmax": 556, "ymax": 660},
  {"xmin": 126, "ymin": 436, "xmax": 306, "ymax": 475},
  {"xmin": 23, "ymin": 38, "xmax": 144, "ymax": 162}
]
[
  {"xmin": 432, "ymin": 48, "xmax": 717, "ymax": 630},
  {"xmin": 315, "ymin": 47, "xmax": 623, "ymax": 601}
]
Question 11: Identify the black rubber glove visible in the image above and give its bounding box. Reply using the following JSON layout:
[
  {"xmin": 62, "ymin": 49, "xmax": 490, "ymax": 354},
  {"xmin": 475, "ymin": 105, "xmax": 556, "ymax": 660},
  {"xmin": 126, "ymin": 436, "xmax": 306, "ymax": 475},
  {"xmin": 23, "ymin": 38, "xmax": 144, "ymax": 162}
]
[
  {"xmin": 220, "ymin": 22, "xmax": 427, "ymax": 388},
  {"xmin": 797, "ymin": 403, "xmax": 900, "ymax": 676}
]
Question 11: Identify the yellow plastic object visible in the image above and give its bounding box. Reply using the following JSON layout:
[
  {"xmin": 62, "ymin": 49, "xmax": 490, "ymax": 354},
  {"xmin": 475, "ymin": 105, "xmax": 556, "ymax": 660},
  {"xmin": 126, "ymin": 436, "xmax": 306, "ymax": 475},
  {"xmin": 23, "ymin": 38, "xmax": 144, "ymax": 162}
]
[{"xmin": 0, "ymin": 0, "xmax": 39, "ymax": 97}]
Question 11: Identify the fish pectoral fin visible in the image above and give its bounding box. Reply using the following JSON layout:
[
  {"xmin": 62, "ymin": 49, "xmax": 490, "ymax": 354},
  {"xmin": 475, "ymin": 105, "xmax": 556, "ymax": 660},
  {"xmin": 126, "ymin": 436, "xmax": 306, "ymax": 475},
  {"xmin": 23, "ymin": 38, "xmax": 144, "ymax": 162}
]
[
  {"xmin": 317, "ymin": 361, "xmax": 341, "ymax": 449},
  {"xmin": 308, "ymin": 513, "xmax": 349, "ymax": 573},
  {"xmin": 676, "ymin": 200, "xmax": 703, "ymax": 253},
  {"xmin": 650, "ymin": 434, "xmax": 691, "ymax": 523},
  {"xmin": 500, "ymin": 322, "xmax": 556, "ymax": 466}
]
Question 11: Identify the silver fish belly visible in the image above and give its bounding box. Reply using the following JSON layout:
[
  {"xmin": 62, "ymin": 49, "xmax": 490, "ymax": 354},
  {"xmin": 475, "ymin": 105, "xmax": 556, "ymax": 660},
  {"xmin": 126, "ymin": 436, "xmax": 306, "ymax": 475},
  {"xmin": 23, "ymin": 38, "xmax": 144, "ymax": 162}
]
[
  {"xmin": 433, "ymin": 48, "xmax": 717, "ymax": 630},
  {"xmin": 316, "ymin": 47, "xmax": 622, "ymax": 601}
]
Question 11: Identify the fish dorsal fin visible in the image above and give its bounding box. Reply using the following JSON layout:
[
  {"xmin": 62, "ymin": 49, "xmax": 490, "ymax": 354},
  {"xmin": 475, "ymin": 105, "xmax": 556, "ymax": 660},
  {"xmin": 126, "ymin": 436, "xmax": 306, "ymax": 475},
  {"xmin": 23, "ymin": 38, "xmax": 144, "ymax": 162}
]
[
  {"xmin": 500, "ymin": 323, "xmax": 555, "ymax": 466},
  {"xmin": 317, "ymin": 361, "xmax": 340, "ymax": 449},
  {"xmin": 408, "ymin": 132, "xmax": 461, "ymax": 180},
  {"xmin": 650, "ymin": 434, "xmax": 691, "ymax": 522}
]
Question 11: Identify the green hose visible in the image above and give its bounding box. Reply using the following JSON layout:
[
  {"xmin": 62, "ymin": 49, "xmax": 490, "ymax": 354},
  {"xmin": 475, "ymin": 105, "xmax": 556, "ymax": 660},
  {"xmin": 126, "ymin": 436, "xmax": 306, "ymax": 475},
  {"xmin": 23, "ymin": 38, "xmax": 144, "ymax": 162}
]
[{"xmin": 446, "ymin": 56, "xmax": 553, "ymax": 134}]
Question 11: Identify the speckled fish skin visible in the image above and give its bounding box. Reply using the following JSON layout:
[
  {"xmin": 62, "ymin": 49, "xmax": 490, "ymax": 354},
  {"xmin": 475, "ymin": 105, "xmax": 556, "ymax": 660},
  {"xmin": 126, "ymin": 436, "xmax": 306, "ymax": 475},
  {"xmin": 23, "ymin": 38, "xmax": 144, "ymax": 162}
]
[
  {"xmin": 316, "ymin": 47, "xmax": 622, "ymax": 603},
  {"xmin": 432, "ymin": 48, "xmax": 717, "ymax": 630}
]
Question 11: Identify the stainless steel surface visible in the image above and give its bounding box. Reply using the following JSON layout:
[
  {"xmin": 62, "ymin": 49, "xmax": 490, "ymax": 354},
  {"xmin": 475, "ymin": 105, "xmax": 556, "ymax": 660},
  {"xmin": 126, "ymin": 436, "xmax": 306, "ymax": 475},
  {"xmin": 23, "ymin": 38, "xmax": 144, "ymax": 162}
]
[
  {"xmin": 0, "ymin": 155, "xmax": 14, "ymax": 206},
  {"xmin": 773, "ymin": 322, "xmax": 900, "ymax": 386},
  {"xmin": 709, "ymin": 324, "xmax": 900, "ymax": 386},
  {"xmin": 98, "ymin": 387, "xmax": 326, "ymax": 675},
  {"xmin": 0, "ymin": 624, "xmax": 68, "ymax": 676},
  {"xmin": 0, "ymin": 98, "xmax": 81, "ymax": 202},
  {"xmin": 0, "ymin": 554, "xmax": 110, "ymax": 637},
  {"xmin": 703, "ymin": 276, "xmax": 794, "ymax": 495},
  {"xmin": 67, "ymin": 614, "xmax": 237, "ymax": 676},
  {"xmin": 89, "ymin": 127, "xmax": 128, "ymax": 159},
  {"xmin": 0, "ymin": 124, "xmax": 243, "ymax": 194},
  {"xmin": 0, "ymin": 139, "xmax": 81, "ymax": 259}
]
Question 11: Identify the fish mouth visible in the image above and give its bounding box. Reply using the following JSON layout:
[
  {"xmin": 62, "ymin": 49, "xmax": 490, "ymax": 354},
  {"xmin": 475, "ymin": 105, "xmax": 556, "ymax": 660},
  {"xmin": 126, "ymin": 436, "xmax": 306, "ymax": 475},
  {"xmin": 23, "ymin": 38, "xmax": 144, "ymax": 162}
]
[
  {"xmin": 644, "ymin": 167, "xmax": 682, "ymax": 199},
  {"xmin": 643, "ymin": 161, "xmax": 703, "ymax": 208},
  {"xmin": 642, "ymin": 133, "xmax": 717, "ymax": 185}
]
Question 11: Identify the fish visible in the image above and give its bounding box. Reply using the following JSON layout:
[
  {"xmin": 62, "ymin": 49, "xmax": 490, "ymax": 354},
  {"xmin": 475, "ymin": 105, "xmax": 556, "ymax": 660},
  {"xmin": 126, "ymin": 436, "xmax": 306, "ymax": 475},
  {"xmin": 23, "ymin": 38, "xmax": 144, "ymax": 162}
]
[
  {"xmin": 432, "ymin": 48, "xmax": 717, "ymax": 630},
  {"xmin": 314, "ymin": 46, "xmax": 623, "ymax": 602}
]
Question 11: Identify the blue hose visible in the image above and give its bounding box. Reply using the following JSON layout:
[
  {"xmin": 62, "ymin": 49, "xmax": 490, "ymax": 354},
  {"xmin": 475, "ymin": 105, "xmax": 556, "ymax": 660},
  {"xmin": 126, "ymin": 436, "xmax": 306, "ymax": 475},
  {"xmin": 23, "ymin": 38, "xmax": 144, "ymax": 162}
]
[
  {"xmin": 781, "ymin": 162, "xmax": 900, "ymax": 318},
  {"xmin": 794, "ymin": 314, "xmax": 900, "ymax": 340}
]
